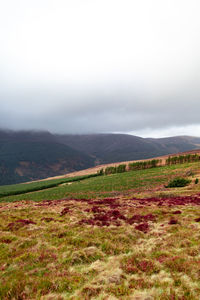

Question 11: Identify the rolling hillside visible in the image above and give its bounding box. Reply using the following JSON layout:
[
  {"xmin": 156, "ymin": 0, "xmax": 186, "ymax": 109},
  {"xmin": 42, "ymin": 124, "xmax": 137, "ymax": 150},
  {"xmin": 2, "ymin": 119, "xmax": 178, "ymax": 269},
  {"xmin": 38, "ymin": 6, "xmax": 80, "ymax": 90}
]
[
  {"xmin": 0, "ymin": 130, "xmax": 94, "ymax": 185},
  {"xmin": 57, "ymin": 133, "xmax": 200, "ymax": 164},
  {"xmin": 1, "ymin": 129, "xmax": 200, "ymax": 185},
  {"xmin": 1, "ymin": 157, "xmax": 200, "ymax": 298}
]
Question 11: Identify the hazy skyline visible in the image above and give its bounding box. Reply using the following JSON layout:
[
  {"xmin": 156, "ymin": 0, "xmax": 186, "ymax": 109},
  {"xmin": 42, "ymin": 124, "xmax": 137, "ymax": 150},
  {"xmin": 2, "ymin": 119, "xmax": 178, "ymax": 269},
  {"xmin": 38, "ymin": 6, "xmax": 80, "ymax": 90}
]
[{"xmin": 1, "ymin": 0, "xmax": 200, "ymax": 137}]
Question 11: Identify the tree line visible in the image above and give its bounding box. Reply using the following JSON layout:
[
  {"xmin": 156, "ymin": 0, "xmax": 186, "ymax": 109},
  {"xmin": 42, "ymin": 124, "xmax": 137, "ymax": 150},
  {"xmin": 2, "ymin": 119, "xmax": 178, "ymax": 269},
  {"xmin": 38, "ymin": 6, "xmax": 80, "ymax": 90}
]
[
  {"xmin": 98, "ymin": 153, "xmax": 200, "ymax": 176},
  {"xmin": 166, "ymin": 154, "xmax": 200, "ymax": 165}
]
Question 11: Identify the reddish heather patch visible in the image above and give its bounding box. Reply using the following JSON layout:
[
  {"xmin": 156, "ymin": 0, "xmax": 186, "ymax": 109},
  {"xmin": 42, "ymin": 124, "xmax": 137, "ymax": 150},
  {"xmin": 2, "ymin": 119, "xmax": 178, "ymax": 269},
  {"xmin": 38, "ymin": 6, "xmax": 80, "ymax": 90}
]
[
  {"xmin": 128, "ymin": 214, "xmax": 143, "ymax": 224},
  {"xmin": 156, "ymin": 255, "xmax": 168, "ymax": 263},
  {"xmin": 126, "ymin": 264, "xmax": 138, "ymax": 274},
  {"xmin": 194, "ymin": 217, "xmax": 200, "ymax": 222},
  {"xmin": 109, "ymin": 209, "xmax": 126, "ymax": 220},
  {"xmin": 0, "ymin": 264, "xmax": 7, "ymax": 271},
  {"xmin": 14, "ymin": 219, "xmax": 35, "ymax": 225},
  {"xmin": 94, "ymin": 198, "xmax": 120, "ymax": 208},
  {"xmin": 58, "ymin": 193, "xmax": 200, "ymax": 228},
  {"xmin": 137, "ymin": 260, "xmax": 154, "ymax": 272},
  {"xmin": 143, "ymin": 213, "xmax": 156, "ymax": 221},
  {"xmin": 36, "ymin": 200, "xmax": 54, "ymax": 207},
  {"xmin": 7, "ymin": 219, "xmax": 36, "ymax": 230},
  {"xmin": 135, "ymin": 222, "xmax": 149, "ymax": 233},
  {"xmin": 169, "ymin": 218, "xmax": 178, "ymax": 225},
  {"xmin": 0, "ymin": 239, "xmax": 12, "ymax": 244},
  {"xmin": 79, "ymin": 208, "xmax": 126, "ymax": 227},
  {"xmin": 58, "ymin": 232, "xmax": 67, "ymax": 238},
  {"xmin": 60, "ymin": 207, "xmax": 70, "ymax": 216},
  {"xmin": 131, "ymin": 194, "xmax": 200, "ymax": 207},
  {"xmin": 128, "ymin": 213, "xmax": 156, "ymax": 225},
  {"xmin": 84, "ymin": 206, "xmax": 107, "ymax": 214},
  {"xmin": 36, "ymin": 198, "xmax": 72, "ymax": 208},
  {"xmin": 172, "ymin": 210, "xmax": 182, "ymax": 214},
  {"xmin": 91, "ymin": 206, "xmax": 104, "ymax": 213}
]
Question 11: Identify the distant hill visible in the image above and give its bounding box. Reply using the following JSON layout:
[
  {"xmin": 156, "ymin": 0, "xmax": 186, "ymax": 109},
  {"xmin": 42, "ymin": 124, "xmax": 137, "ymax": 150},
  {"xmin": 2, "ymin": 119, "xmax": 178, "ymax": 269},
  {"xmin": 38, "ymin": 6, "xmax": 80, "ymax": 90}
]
[
  {"xmin": 1, "ymin": 130, "xmax": 200, "ymax": 185},
  {"xmin": 56, "ymin": 133, "xmax": 200, "ymax": 164},
  {"xmin": 0, "ymin": 130, "xmax": 94, "ymax": 185}
]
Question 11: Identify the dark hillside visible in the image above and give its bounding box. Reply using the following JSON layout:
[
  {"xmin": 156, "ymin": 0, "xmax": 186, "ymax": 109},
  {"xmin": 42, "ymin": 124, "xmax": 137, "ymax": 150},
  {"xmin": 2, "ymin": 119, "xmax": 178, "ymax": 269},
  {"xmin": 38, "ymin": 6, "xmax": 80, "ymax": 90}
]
[
  {"xmin": 0, "ymin": 130, "xmax": 200, "ymax": 185},
  {"xmin": 0, "ymin": 131, "xmax": 94, "ymax": 185},
  {"xmin": 57, "ymin": 134, "xmax": 199, "ymax": 164}
]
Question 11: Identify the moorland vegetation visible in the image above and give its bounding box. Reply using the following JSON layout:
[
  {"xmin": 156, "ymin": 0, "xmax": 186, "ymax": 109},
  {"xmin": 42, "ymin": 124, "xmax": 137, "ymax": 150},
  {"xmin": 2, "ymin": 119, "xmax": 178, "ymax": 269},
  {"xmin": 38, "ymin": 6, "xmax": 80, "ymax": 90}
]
[{"xmin": 1, "ymin": 154, "xmax": 200, "ymax": 298}]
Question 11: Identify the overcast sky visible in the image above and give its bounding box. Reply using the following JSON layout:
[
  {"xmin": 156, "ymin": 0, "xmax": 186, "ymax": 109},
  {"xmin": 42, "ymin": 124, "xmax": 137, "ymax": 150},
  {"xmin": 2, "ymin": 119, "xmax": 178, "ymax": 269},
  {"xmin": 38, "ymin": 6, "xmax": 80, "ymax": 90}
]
[{"xmin": 1, "ymin": 0, "xmax": 200, "ymax": 137}]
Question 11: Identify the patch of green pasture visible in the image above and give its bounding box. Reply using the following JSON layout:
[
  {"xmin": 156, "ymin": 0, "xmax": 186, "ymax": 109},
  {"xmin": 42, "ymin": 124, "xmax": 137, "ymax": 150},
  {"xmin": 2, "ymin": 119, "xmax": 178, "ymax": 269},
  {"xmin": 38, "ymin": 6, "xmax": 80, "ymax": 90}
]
[
  {"xmin": 0, "ymin": 173, "xmax": 100, "ymax": 199},
  {"xmin": 1, "ymin": 162, "xmax": 199, "ymax": 202}
]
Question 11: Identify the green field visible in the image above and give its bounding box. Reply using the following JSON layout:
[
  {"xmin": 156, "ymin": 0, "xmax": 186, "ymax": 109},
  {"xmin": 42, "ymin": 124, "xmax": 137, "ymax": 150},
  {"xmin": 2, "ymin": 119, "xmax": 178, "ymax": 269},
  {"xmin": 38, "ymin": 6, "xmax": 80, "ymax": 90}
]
[
  {"xmin": 0, "ymin": 173, "xmax": 100, "ymax": 199},
  {"xmin": 1, "ymin": 161, "xmax": 200, "ymax": 299},
  {"xmin": 1, "ymin": 162, "xmax": 199, "ymax": 203}
]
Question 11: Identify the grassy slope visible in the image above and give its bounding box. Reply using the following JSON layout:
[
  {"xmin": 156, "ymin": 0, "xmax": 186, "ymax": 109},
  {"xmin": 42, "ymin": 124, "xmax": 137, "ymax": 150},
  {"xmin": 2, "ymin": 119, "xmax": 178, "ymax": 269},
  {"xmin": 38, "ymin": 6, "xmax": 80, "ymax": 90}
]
[
  {"xmin": 1, "ymin": 162, "xmax": 200, "ymax": 299},
  {"xmin": 1, "ymin": 162, "xmax": 199, "ymax": 203},
  {"xmin": 0, "ymin": 173, "xmax": 100, "ymax": 199}
]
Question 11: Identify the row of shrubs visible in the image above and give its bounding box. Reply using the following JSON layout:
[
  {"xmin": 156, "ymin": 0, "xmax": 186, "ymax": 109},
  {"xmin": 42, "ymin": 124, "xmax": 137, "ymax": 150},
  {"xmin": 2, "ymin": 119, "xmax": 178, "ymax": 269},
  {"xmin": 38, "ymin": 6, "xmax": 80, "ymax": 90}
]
[
  {"xmin": 166, "ymin": 154, "xmax": 200, "ymax": 165},
  {"xmin": 128, "ymin": 159, "xmax": 161, "ymax": 170},
  {"xmin": 99, "ymin": 159, "xmax": 162, "ymax": 176},
  {"xmin": 103, "ymin": 164, "xmax": 127, "ymax": 175},
  {"xmin": 99, "ymin": 153, "xmax": 200, "ymax": 176}
]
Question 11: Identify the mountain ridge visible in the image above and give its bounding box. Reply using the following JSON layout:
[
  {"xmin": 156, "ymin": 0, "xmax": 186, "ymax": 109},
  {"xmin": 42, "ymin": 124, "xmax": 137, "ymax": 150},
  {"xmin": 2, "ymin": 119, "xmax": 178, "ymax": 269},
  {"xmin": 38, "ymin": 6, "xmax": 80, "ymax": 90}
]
[{"xmin": 1, "ymin": 129, "xmax": 200, "ymax": 185}]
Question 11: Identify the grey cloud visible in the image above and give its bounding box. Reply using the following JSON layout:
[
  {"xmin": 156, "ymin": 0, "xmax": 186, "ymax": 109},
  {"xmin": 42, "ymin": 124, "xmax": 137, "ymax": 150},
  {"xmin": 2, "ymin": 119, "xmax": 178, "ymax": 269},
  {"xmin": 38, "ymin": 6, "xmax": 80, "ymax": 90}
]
[
  {"xmin": 1, "ymin": 84, "xmax": 200, "ymax": 135},
  {"xmin": 1, "ymin": 0, "xmax": 200, "ymax": 137}
]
